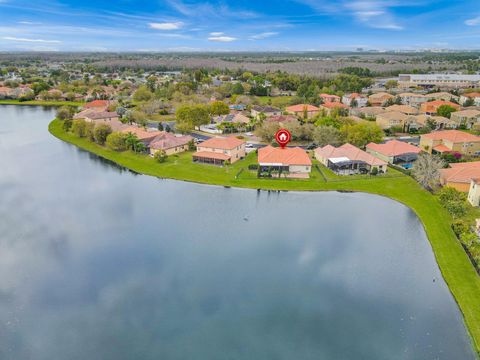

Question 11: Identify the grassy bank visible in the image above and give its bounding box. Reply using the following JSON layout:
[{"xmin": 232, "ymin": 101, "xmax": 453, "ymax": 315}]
[
  {"xmin": 49, "ymin": 118, "xmax": 480, "ymax": 355},
  {"xmin": 0, "ymin": 99, "xmax": 83, "ymax": 107}
]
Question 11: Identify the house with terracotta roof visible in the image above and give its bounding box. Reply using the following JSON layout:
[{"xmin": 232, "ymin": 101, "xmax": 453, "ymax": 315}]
[
  {"xmin": 258, "ymin": 145, "xmax": 312, "ymax": 178},
  {"xmin": 120, "ymin": 127, "xmax": 162, "ymax": 145},
  {"xmin": 368, "ymin": 92, "xmax": 394, "ymax": 107},
  {"xmin": 149, "ymin": 133, "xmax": 193, "ymax": 156},
  {"xmin": 285, "ymin": 104, "xmax": 320, "ymax": 119},
  {"xmin": 319, "ymin": 101, "xmax": 349, "ymax": 115},
  {"xmin": 375, "ymin": 111, "xmax": 409, "ymax": 130},
  {"xmin": 420, "ymin": 100, "xmax": 460, "ymax": 115},
  {"xmin": 385, "ymin": 104, "xmax": 419, "ymax": 115},
  {"xmin": 319, "ymin": 94, "xmax": 341, "ymax": 103},
  {"xmin": 83, "ymin": 100, "xmax": 111, "ymax": 111},
  {"xmin": 420, "ymin": 130, "xmax": 480, "ymax": 155},
  {"xmin": 450, "ymin": 109, "xmax": 480, "ymax": 129},
  {"xmin": 460, "ymin": 92, "xmax": 480, "ymax": 106},
  {"xmin": 193, "ymin": 136, "xmax": 246, "ymax": 165},
  {"xmin": 366, "ymin": 140, "xmax": 422, "ymax": 169},
  {"xmin": 440, "ymin": 161, "xmax": 480, "ymax": 192},
  {"xmin": 342, "ymin": 93, "xmax": 368, "ymax": 107},
  {"xmin": 315, "ymin": 143, "xmax": 387, "ymax": 175}
]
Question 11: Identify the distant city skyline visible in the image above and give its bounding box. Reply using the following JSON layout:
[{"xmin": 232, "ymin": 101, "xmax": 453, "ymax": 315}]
[{"xmin": 0, "ymin": 0, "xmax": 480, "ymax": 52}]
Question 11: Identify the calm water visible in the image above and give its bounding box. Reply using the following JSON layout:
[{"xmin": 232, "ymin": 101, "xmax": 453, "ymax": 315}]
[{"xmin": 0, "ymin": 105, "xmax": 476, "ymax": 360}]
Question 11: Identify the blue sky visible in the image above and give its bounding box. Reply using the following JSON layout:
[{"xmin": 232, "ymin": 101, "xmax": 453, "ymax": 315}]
[{"xmin": 0, "ymin": 0, "xmax": 479, "ymax": 52}]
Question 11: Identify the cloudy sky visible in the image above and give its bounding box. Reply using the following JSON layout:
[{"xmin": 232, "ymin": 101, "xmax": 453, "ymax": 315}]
[{"xmin": 0, "ymin": 0, "xmax": 479, "ymax": 52}]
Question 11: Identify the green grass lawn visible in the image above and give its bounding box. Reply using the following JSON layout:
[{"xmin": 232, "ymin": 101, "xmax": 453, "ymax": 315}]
[
  {"xmin": 255, "ymin": 96, "xmax": 294, "ymax": 108},
  {"xmin": 0, "ymin": 99, "xmax": 83, "ymax": 107},
  {"xmin": 49, "ymin": 118, "xmax": 480, "ymax": 355}
]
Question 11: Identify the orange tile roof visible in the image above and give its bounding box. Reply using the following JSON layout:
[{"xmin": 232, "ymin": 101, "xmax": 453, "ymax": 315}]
[
  {"xmin": 440, "ymin": 162, "xmax": 480, "ymax": 184},
  {"xmin": 286, "ymin": 104, "xmax": 320, "ymax": 112},
  {"xmin": 192, "ymin": 151, "xmax": 230, "ymax": 161},
  {"xmin": 199, "ymin": 136, "xmax": 245, "ymax": 150},
  {"xmin": 84, "ymin": 100, "xmax": 110, "ymax": 109},
  {"xmin": 420, "ymin": 100, "xmax": 460, "ymax": 113},
  {"xmin": 315, "ymin": 143, "xmax": 387, "ymax": 166},
  {"xmin": 421, "ymin": 130, "xmax": 480, "ymax": 143},
  {"xmin": 433, "ymin": 144, "xmax": 452, "ymax": 153},
  {"xmin": 121, "ymin": 127, "xmax": 162, "ymax": 141},
  {"xmin": 320, "ymin": 94, "xmax": 341, "ymax": 100},
  {"xmin": 258, "ymin": 145, "xmax": 312, "ymax": 166},
  {"xmin": 464, "ymin": 92, "xmax": 480, "ymax": 98},
  {"xmin": 367, "ymin": 140, "xmax": 422, "ymax": 157}
]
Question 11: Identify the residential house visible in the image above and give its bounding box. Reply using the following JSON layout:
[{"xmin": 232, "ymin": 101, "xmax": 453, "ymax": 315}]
[
  {"xmin": 375, "ymin": 111, "xmax": 408, "ymax": 130},
  {"xmin": 468, "ymin": 178, "xmax": 480, "ymax": 206},
  {"xmin": 368, "ymin": 92, "xmax": 394, "ymax": 106},
  {"xmin": 424, "ymin": 92, "xmax": 459, "ymax": 102},
  {"xmin": 258, "ymin": 145, "xmax": 312, "ymax": 178},
  {"xmin": 366, "ymin": 140, "xmax": 422, "ymax": 169},
  {"xmin": 84, "ymin": 100, "xmax": 111, "ymax": 111},
  {"xmin": 420, "ymin": 130, "xmax": 480, "ymax": 155},
  {"xmin": 120, "ymin": 127, "xmax": 162, "ymax": 146},
  {"xmin": 450, "ymin": 109, "xmax": 480, "ymax": 129},
  {"xmin": 385, "ymin": 104, "xmax": 419, "ymax": 115},
  {"xmin": 420, "ymin": 100, "xmax": 461, "ymax": 115},
  {"xmin": 149, "ymin": 133, "xmax": 193, "ymax": 156},
  {"xmin": 342, "ymin": 93, "xmax": 368, "ymax": 107},
  {"xmin": 315, "ymin": 143, "xmax": 387, "ymax": 175},
  {"xmin": 285, "ymin": 104, "xmax": 320, "ymax": 119},
  {"xmin": 251, "ymin": 105, "xmax": 282, "ymax": 119},
  {"xmin": 193, "ymin": 136, "xmax": 246, "ymax": 165},
  {"xmin": 460, "ymin": 92, "xmax": 480, "ymax": 106},
  {"xmin": 407, "ymin": 114, "xmax": 456, "ymax": 130},
  {"xmin": 319, "ymin": 93, "xmax": 341, "ymax": 103},
  {"xmin": 350, "ymin": 106, "xmax": 386, "ymax": 119},
  {"xmin": 398, "ymin": 92, "xmax": 428, "ymax": 108},
  {"xmin": 440, "ymin": 161, "xmax": 480, "ymax": 192},
  {"xmin": 319, "ymin": 102, "xmax": 349, "ymax": 115}
]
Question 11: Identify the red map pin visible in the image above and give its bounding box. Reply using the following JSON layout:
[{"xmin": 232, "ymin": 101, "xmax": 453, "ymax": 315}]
[{"xmin": 275, "ymin": 128, "xmax": 291, "ymax": 149}]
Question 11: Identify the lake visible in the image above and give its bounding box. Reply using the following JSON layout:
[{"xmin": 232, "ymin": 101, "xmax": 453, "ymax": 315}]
[{"xmin": 0, "ymin": 105, "xmax": 476, "ymax": 359}]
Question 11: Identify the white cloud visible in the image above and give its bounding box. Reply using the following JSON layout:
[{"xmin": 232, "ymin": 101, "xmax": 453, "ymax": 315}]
[
  {"xmin": 3, "ymin": 36, "xmax": 62, "ymax": 43},
  {"xmin": 208, "ymin": 35, "xmax": 236, "ymax": 42},
  {"xmin": 296, "ymin": 0, "xmax": 403, "ymax": 30},
  {"xmin": 209, "ymin": 32, "xmax": 224, "ymax": 36},
  {"xmin": 149, "ymin": 22, "xmax": 184, "ymax": 30},
  {"xmin": 250, "ymin": 32, "xmax": 279, "ymax": 40},
  {"xmin": 465, "ymin": 16, "xmax": 480, "ymax": 26}
]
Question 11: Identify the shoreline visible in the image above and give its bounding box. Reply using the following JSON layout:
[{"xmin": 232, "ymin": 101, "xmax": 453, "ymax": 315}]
[{"xmin": 48, "ymin": 117, "xmax": 480, "ymax": 355}]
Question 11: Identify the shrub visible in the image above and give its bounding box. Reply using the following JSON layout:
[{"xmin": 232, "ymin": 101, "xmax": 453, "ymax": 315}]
[
  {"xmin": 86, "ymin": 122, "xmax": 95, "ymax": 142},
  {"xmin": 63, "ymin": 119, "xmax": 73, "ymax": 132},
  {"xmin": 370, "ymin": 167, "xmax": 378, "ymax": 176},
  {"xmin": 153, "ymin": 150, "xmax": 168, "ymax": 163},
  {"xmin": 452, "ymin": 220, "xmax": 469, "ymax": 237},
  {"xmin": 106, "ymin": 132, "xmax": 128, "ymax": 151},
  {"xmin": 248, "ymin": 164, "xmax": 259, "ymax": 171},
  {"xmin": 71, "ymin": 119, "xmax": 87, "ymax": 137},
  {"xmin": 187, "ymin": 139, "xmax": 196, "ymax": 151},
  {"xmin": 94, "ymin": 124, "xmax": 112, "ymax": 145},
  {"xmin": 56, "ymin": 106, "xmax": 73, "ymax": 121}
]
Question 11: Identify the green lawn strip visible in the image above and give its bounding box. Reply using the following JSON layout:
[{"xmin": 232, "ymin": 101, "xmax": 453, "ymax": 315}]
[
  {"xmin": 49, "ymin": 119, "xmax": 480, "ymax": 354},
  {"xmin": 0, "ymin": 100, "xmax": 83, "ymax": 107}
]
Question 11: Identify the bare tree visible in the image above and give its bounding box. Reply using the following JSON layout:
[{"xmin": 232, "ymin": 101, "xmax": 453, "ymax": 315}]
[{"xmin": 412, "ymin": 153, "xmax": 445, "ymax": 190}]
